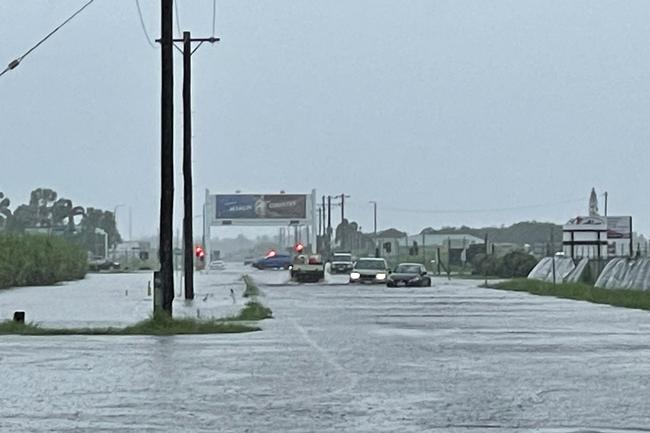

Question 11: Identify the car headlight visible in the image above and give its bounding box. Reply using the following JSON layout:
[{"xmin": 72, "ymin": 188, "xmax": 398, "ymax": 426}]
[
  {"xmin": 350, "ymin": 272, "xmax": 360, "ymax": 280},
  {"xmin": 376, "ymin": 273, "xmax": 386, "ymax": 280},
  {"xmin": 288, "ymin": 265, "xmax": 293, "ymax": 270}
]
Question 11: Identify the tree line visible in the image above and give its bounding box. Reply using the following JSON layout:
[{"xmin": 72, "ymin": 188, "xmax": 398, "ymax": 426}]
[{"xmin": 0, "ymin": 188, "xmax": 122, "ymax": 256}]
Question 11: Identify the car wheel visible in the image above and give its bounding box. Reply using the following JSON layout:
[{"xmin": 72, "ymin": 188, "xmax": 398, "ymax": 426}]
[
  {"xmin": 387, "ymin": 282, "xmax": 395, "ymax": 287},
  {"xmin": 426, "ymin": 278, "xmax": 432, "ymax": 287}
]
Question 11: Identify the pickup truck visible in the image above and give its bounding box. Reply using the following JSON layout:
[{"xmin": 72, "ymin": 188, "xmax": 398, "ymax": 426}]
[
  {"xmin": 290, "ymin": 254, "xmax": 325, "ymax": 283},
  {"xmin": 330, "ymin": 252, "xmax": 354, "ymax": 274}
]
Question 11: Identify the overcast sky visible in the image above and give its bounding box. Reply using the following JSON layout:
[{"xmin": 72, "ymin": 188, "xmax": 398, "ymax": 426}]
[{"xmin": 1, "ymin": 0, "xmax": 649, "ymax": 238}]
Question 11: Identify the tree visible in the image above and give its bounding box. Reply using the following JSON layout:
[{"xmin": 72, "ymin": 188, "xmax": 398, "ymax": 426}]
[
  {"xmin": 0, "ymin": 193, "xmax": 11, "ymax": 229},
  {"xmin": 79, "ymin": 208, "xmax": 122, "ymax": 254},
  {"xmin": 29, "ymin": 188, "xmax": 58, "ymax": 227}
]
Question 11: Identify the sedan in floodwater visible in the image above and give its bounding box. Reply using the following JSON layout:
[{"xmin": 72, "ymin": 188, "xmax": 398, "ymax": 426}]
[
  {"xmin": 252, "ymin": 252, "xmax": 292, "ymax": 270},
  {"xmin": 386, "ymin": 263, "xmax": 431, "ymax": 287}
]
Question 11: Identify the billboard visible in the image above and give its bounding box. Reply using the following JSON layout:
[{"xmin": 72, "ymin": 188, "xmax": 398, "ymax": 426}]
[
  {"xmin": 564, "ymin": 216, "xmax": 607, "ymax": 231},
  {"xmin": 606, "ymin": 216, "xmax": 632, "ymax": 239},
  {"xmin": 214, "ymin": 194, "xmax": 307, "ymax": 220}
]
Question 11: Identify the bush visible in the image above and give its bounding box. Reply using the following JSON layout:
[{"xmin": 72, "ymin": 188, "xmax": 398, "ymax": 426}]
[
  {"xmin": 497, "ymin": 251, "xmax": 539, "ymax": 278},
  {"xmin": 0, "ymin": 233, "xmax": 87, "ymax": 289},
  {"xmin": 471, "ymin": 250, "xmax": 538, "ymax": 278}
]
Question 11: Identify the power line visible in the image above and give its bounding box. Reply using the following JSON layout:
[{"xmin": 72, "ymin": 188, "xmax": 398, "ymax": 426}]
[
  {"xmin": 1, "ymin": 0, "xmax": 96, "ymax": 78},
  {"xmin": 174, "ymin": 0, "xmax": 182, "ymax": 37},
  {"xmin": 135, "ymin": 0, "xmax": 156, "ymax": 49},
  {"xmin": 345, "ymin": 196, "xmax": 586, "ymax": 215},
  {"xmin": 211, "ymin": 0, "xmax": 217, "ymax": 37}
]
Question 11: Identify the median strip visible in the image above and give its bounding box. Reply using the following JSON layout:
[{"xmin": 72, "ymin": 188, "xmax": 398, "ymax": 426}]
[{"xmin": 0, "ymin": 274, "xmax": 273, "ymax": 335}]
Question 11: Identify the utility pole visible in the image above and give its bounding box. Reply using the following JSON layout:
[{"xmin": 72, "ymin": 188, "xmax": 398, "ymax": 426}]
[
  {"xmin": 604, "ymin": 191, "xmax": 608, "ymax": 217},
  {"xmin": 182, "ymin": 31, "xmax": 194, "ymax": 300},
  {"xmin": 174, "ymin": 31, "xmax": 219, "ymax": 301},
  {"xmin": 327, "ymin": 195, "xmax": 332, "ymax": 234},
  {"xmin": 318, "ymin": 206, "xmax": 322, "ymax": 236},
  {"xmin": 158, "ymin": 0, "xmax": 174, "ymax": 316},
  {"xmin": 369, "ymin": 201, "xmax": 378, "ymax": 257},
  {"xmin": 336, "ymin": 193, "xmax": 351, "ymax": 223}
]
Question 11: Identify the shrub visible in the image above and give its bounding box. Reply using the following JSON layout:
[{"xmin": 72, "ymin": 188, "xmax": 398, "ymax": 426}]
[
  {"xmin": 471, "ymin": 250, "xmax": 538, "ymax": 278},
  {"xmin": 0, "ymin": 233, "xmax": 87, "ymax": 289}
]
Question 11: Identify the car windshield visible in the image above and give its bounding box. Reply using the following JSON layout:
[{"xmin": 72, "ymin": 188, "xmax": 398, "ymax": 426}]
[
  {"xmin": 333, "ymin": 254, "xmax": 352, "ymax": 261},
  {"xmin": 355, "ymin": 260, "xmax": 386, "ymax": 270},
  {"xmin": 395, "ymin": 264, "xmax": 421, "ymax": 274}
]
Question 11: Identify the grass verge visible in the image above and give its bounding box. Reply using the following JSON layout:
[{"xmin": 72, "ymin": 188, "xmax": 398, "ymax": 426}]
[
  {"xmin": 0, "ymin": 315, "xmax": 260, "ymax": 336},
  {"xmin": 226, "ymin": 301, "xmax": 273, "ymax": 321},
  {"xmin": 489, "ymin": 278, "xmax": 650, "ymax": 311},
  {"xmin": 0, "ymin": 299, "xmax": 274, "ymax": 335}
]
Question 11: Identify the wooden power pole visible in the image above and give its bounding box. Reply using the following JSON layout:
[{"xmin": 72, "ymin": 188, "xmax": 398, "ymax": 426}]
[
  {"xmin": 159, "ymin": 0, "xmax": 174, "ymax": 315},
  {"xmin": 182, "ymin": 32, "xmax": 194, "ymax": 300},
  {"xmin": 176, "ymin": 32, "xmax": 219, "ymax": 300}
]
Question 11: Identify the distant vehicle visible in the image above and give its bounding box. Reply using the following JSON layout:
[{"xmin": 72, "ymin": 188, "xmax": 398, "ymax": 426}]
[
  {"xmin": 290, "ymin": 254, "xmax": 325, "ymax": 283},
  {"xmin": 349, "ymin": 258, "xmax": 390, "ymax": 284},
  {"xmin": 252, "ymin": 252, "xmax": 292, "ymax": 270},
  {"xmin": 330, "ymin": 252, "xmax": 354, "ymax": 274},
  {"xmin": 386, "ymin": 263, "xmax": 431, "ymax": 287},
  {"xmin": 88, "ymin": 257, "xmax": 120, "ymax": 272},
  {"xmin": 243, "ymin": 256, "xmax": 256, "ymax": 265},
  {"xmin": 208, "ymin": 259, "xmax": 226, "ymax": 270}
]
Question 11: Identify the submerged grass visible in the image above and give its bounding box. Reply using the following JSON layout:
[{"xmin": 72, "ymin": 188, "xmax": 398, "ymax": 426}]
[
  {"xmin": 489, "ymin": 278, "xmax": 650, "ymax": 311},
  {"xmin": 242, "ymin": 274, "xmax": 262, "ymax": 298}
]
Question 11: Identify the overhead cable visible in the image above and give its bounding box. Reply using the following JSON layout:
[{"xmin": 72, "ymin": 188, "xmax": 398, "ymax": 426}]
[
  {"xmin": 135, "ymin": 0, "xmax": 156, "ymax": 48},
  {"xmin": 1, "ymin": 0, "xmax": 96, "ymax": 78},
  {"xmin": 345, "ymin": 196, "xmax": 586, "ymax": 215}
]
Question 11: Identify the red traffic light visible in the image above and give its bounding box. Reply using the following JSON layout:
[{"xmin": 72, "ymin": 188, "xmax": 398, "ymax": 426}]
[
  {"xmin": 294, "ymin": 243, "xmax": 304, "ymax": 253},
  {"xmin": 195, "ymin": 246, "xmax": 205, "ymax": 257}
]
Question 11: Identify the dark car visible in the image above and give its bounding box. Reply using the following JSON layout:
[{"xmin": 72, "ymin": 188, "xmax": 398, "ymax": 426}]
[
  {"xmin": 88, "ymin": 257, "xmax": 121, "ymax": 272},
  {"xmin": 386, "ymin": 263, "xmax": 431, "ymax": 287},
  {"xmin": 252, "ymin": 253, "xmax": 292, "ymax": 270}
]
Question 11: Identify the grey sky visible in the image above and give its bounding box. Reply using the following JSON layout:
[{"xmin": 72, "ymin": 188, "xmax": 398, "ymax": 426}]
[{"xmin": 2, "ymin": 0, "xmax": 649, "ymax": 238}]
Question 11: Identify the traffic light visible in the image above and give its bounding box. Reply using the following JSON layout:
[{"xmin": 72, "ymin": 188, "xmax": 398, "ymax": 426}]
[
  {"xmin": 294, "ymin": 243, "xmax": 304, "ymax": 253},
  {"xmin": 195, "ymin": 246, "xmax": 205, "ymax": 262}
]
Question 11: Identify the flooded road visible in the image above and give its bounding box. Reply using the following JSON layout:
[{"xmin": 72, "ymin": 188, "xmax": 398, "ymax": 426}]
[{"xmin": 2, "ymin": 266, "xmax": 650, "ymax": 432}]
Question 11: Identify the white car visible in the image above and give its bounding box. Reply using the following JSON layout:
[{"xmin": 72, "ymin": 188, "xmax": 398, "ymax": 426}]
[
  {"xmin": 208, "ymin": 260, "xmax": 225, "ymax": 270},
  {"xmin": 349, "ymin": 258, "xmax": 390, "ymax": 284}
]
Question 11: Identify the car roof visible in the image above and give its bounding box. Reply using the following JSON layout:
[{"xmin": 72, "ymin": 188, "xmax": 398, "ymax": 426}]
[
  {"xmin": 357, "ymin": 257, "xmax": 386, "ymax": 261},
  {"xmin": 397, "ymin": 262, "xmax": 423, "ymax": 266}
]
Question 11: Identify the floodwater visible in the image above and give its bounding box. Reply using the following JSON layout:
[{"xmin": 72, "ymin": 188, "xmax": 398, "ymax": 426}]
[{"xmin": 2, "ymin": 265, "xmax": 650, "ymax": 432}]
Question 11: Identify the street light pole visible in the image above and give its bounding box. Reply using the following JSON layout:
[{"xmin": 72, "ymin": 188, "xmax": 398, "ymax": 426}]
[{"xmin": 113, "ymin": 204, "xmax": 125, "ymax": 255}]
